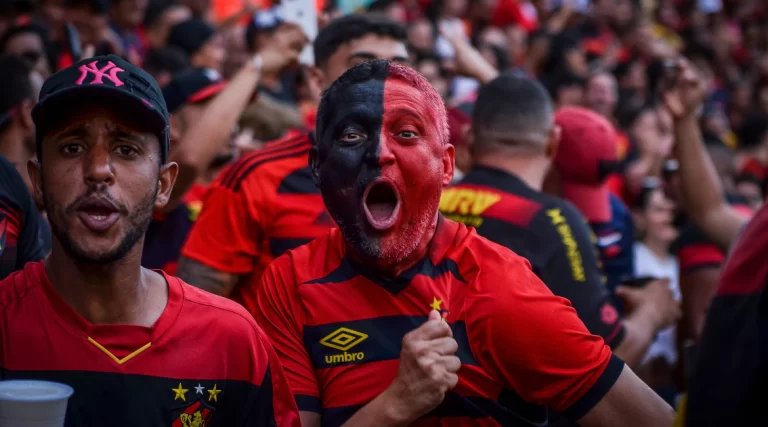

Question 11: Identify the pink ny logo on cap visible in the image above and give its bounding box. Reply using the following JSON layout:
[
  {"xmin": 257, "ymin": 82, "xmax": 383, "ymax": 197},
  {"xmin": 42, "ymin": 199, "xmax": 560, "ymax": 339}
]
[{"xmin": 75, "ymin": 60, "xmax": 125, "ymax": 87}]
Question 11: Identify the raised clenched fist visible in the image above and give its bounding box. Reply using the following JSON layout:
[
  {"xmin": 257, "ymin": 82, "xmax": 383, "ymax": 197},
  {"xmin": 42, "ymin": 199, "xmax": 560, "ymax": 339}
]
[{"xmin": 386, "ymin": 310, "xmax": 461, "ymax": 422}]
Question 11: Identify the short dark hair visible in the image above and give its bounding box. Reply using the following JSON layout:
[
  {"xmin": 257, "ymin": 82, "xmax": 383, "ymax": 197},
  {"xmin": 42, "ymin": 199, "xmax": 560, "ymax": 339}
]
[
  {"xmin": 143, "ymin": 46, "xmax": 190, "ymax": 76},
  {"xmin": 473, "ymin": 72, "xmax": 554, "ymax": 151},
  {"xmin": 313, "ymin": 13, "xmax": 406, "ymax": 69},
  {"xmin": 0, "ymin": 21, "xmax": 49, "ymax": 52},
  {"xmin": 316, "ymin": 59, "xmax": 448, "ymax": 151},
  {"xmin": 64, "ymin": 0, "xmax": 109, "ymax": 14},
  {"xmin": 0, "ymin": 54, "xmax": 33, "ymax": 133}
]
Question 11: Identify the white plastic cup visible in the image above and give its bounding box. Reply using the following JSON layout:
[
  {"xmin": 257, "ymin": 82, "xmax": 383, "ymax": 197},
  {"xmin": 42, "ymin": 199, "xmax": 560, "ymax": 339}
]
[{"xmin": 0, "ymin": 380, "xmax": 74, "ymax": 427}]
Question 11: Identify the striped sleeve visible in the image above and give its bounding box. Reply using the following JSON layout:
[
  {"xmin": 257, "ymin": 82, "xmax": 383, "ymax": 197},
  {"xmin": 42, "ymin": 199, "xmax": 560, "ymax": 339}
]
[
  {"xmin": 256, "ymin": 256, "xmax": 321, "ymax": 413},
  {"xmin": 248, "ymin": 324, "xmax": 302, "ymax": 426}
]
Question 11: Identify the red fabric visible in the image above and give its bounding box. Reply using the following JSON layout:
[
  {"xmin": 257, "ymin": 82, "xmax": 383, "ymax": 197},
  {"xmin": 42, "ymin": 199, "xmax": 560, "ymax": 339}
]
[
  {"xmin": 181, "ymin": 133, "xmax": 331, "ymax": 315},
  {"xmin": 716, "ymin": 204, "xmax": 768, "ymax": 296},
  {"xmin": 678, "ymin": 243, "xmax": 725, "ymax": 272},
  {"xmin": 490, "ymin": 0, "xmax": 538, "ymax": 32},
  {"xmin": 256, "ymin": 219, "xmax": 617, "ymax": 416},
  {"xmin": 0, "ymin": 261, "xmax": 300, "ymax": 425}
]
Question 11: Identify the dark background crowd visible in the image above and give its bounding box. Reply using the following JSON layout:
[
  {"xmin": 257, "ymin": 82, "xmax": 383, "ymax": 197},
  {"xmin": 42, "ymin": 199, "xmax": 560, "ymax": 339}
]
[{"xmin": 1, "ymin": 0, "xmax": 767, "ymax": 422}]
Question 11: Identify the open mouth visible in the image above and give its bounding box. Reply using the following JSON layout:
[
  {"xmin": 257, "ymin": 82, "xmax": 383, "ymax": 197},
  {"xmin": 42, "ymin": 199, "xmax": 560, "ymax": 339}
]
[
  {"xmin": 362, "ymin": 180, "xmax": 401, "ymax": 231},
  {"xmin": 76, "ymin": 198, "xmax": 121, "ymax": 234}
]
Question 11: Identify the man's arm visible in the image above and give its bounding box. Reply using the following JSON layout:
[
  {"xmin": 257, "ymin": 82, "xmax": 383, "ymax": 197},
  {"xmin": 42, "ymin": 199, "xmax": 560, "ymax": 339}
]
[
  {"xmin": 246, "ymin": 323, "xmax": 302, "ymax": 427},
  {"xmin": 665, "ymin": 59, "xmax": 746, "ymax": 249},
  {"xmin": 255, "ymin": 262, "xmax": 323, "ymax": 423},
  {"xmin": 576, "ymin": 364, "xmax": 674, "ymax": 426},
  {"xmin": 179, "ymin": 178, "xmax": 262, "ymax": 297},
  {"xmin": 176, "ymin": 256, "xmax": 241, "ymax": 296},
  {"xmin": 463, "ymin": 250, "xmax": 672, "ymax": 425}
]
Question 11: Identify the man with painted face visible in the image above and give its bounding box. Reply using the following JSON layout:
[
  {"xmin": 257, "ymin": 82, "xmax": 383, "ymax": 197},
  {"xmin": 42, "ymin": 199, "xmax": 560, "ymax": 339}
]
[
  {"xmin": 0, "ymin": 55, "xmax": 299, "ymax": 426},
  {"xmin": 177, "ymin": 13, "xmax": 410, "ymax": 308},
  {"xmin": 255, "ymin": 60, "xmax": 675, "ymax": 427}
]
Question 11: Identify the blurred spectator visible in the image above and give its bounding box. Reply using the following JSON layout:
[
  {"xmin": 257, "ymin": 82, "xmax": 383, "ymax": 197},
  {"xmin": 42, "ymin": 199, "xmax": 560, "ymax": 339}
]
[
  {"xmin": 547, "ymin": 107, "xmax": 635, "ymax": 293},
  {"xmin": 415, "ymin": 53, "xmax": 450, "ymax": 100},
  {"xmin": 142, "ymin": 45, "xmax": 190, "ymax": 86},
  {"xmin": 63, "ymin": 0, "xmax": 122, "ymax": 58},
  {"xmin": 0, "ymin": 54, "xmax": 43, "ymax": 191},
  {"xmin": 109, "ymin": 0, "xmax": 149, "ymax": 61},
  {"xmin": 245, "ymin": 8, "xmax": 305, "ymax": 104},
  {"xmin": 544, "ymin": 68, "xmax": 584, "ymax": 107},
  {"xmin": 143, "ymin": 1, "xmax": 192, "ymax": 49},
  {"xmin": 167, "ymin": 18, "xmax": 224, "ymax": 71},
  {"xmin": 585, "ymin": 71, "xmax": 618, "ymax": 121},
  {"xmin": 632, "ymin": 181, "xmax": 680, "ymax": 404},
  {"xmin": 0, "ymin": 20, "xmax": 54, "ymax": 78}
]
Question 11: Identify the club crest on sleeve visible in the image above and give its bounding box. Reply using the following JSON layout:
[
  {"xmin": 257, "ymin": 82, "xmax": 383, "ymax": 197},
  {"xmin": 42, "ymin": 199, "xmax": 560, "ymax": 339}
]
[
  {"xmin": 171, "ymin": 382, "xmax": 220, "ymax": 427},
  {"xmin": 75, "ymin": 60, "xmax": 125, "ymax": 87}
]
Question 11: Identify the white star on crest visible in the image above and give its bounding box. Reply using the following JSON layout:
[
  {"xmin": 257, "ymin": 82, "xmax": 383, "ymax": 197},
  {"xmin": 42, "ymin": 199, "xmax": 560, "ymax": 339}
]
[{"xmin": 195, "ymin": 384, "xmax": 205, "ymax": 395}]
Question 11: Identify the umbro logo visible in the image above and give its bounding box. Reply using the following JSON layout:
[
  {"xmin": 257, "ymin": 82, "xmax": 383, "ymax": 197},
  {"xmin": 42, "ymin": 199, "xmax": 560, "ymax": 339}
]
[{"xmin": 320, "ymin": 327, "xmax": 368, "ymax": 365}]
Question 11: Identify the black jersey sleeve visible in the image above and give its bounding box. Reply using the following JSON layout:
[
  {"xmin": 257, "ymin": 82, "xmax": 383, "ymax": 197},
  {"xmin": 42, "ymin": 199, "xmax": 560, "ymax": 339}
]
[
  {"xmin": 526, "ymin": 201, "xmax": 626, "ymax": 349},
  {"xmin": 0, "ymin": 155, "xmax": 44, "ymax": 278}
]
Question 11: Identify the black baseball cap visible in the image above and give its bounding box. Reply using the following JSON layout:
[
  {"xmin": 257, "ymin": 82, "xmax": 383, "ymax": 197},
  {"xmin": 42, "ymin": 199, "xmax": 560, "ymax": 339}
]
[
  {"xmin": 167, "ymin": 19, "xmax": 216, "ymax": 58},
  {"xmin": 162, "ymin": 68, "xmax": 227, "ymax": 114},
  {"xmin": 32, "ymin": 54, "xmax": 170, "ymax": 163}
]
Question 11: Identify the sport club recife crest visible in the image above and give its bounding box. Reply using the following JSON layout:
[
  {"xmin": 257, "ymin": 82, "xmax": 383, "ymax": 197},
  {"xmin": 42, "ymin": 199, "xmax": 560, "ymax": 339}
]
[{"xmin": 171, "ymin": 382, "xmax": 222, "ymax": 426}]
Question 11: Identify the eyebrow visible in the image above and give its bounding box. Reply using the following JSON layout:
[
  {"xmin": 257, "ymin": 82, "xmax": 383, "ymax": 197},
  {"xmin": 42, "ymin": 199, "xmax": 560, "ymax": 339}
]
[
  {"xmin": 348, "ymin": 52, "xmax": 411, "ymax": 64},
  {"xmin": 53, "ymin": 126, "xmax": 149, "ymax": 144}
]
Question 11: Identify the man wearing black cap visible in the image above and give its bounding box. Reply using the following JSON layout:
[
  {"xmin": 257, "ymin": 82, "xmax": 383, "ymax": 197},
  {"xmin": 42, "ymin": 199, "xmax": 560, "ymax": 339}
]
[
  {"xmin": 167, "ymin": 18, "xmax": 224, "ymax": 71},
  {"xmin": 0, "ymin": 55, "xmax": 300, "ymax": 426}
]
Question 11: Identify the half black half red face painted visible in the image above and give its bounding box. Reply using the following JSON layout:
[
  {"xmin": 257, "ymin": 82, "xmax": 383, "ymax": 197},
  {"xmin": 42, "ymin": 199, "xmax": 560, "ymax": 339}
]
[{"xmin": 313, "ymin": 61, "xmax": 450, "ymax": 267}]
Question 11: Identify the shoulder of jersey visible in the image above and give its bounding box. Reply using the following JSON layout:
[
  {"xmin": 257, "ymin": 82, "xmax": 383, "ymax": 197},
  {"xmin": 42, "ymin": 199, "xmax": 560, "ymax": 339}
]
[
  {"xmin": 267, "ymin": 228, "xmax": 340, "ymax": 285},
  {"xmin": 215, "ymin": 133, "xmax": 313, "ymax": 192},
  {"xmin": 176, "ymin": 278, "xmax": 261, "ymax": 330},
  {"xmin": 0, "ymin": 263, "xmax": 41, "ymax": 307}
]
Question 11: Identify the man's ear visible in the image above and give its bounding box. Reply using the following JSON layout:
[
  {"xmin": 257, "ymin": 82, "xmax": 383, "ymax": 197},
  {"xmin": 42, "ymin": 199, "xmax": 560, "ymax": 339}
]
[
  {"xmin": 154, "ymin": 161, "xmax": 179, "ymax": 210},
  {"xmin": 19, "ymin": 100, "xmax": 34, "ymax": 131},
  {"xmin": 169, "ymin": 114, "xmax": 183, "ymax": 145},
  {"xmin": 27, "ymin": 158, "xmax": 44, "ymax": 208},
  {"xmin": 545, "ymin": 124, "xmax": 561, "ymax": 159},
  {"xmin": 306, "ymin": 66, "xmax": 325, "ymax": 103},
  {"xmin": 442, "ymin": 143, "xmax": 455, "ymax": 187},
  {"xmin": 309, "ymin": 146, "xmax": 321, "ymax": 187}
]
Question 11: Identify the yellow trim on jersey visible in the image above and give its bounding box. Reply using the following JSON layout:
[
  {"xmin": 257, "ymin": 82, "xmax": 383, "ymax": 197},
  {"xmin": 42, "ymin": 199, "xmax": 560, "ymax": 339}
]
[{"xmin": 87, "ymin": 337, "xmax": 152, "ymax": 365}]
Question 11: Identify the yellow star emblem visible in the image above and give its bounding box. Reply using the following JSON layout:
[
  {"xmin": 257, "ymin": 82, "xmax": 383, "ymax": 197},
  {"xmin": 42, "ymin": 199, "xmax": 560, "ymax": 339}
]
[
  {"xmin": 208, "ymin": 384, "xmax": 222, "ymax": 402},
  {"xmin": 430, "ymin": 297, "xmax": 442, "ymax": 311},
  {"xmin": 172, "ymin": 383, "xmax": 188, "ymax": 401}
]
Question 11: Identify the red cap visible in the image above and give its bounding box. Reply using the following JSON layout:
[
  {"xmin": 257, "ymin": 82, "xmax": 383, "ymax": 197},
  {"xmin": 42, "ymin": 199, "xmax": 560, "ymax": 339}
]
[
  {"xmin": 447, "ymin": 107, "xmax": 471, "ymax": 147},
  {"xmin": 553, "ymin": 107, "xmax": 619, "ymax": 223}
]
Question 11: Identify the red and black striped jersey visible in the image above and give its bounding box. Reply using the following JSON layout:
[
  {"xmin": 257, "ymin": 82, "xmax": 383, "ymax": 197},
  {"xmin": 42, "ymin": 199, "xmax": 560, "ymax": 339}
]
[
  {"xmin": 181, "ymin": 133, "xmax": 333, "ymax": 316},
  {"xmin": 0, "ymin": 154, "xmax": 44, "ymax": 279},
  {"xmin": 256, "ymin": 217, "xmax": 624, "ymax": 426},
  {"xmin": 0, "ymin": 261, "xmax": 299, "ymax": 427},
  {"xmin": 686, "ymin": 203, "xmax": 768, "ymax": 426},
  {"xmin": 440, "ymin": 166, "xmax": 625, "ymax": 350}
]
